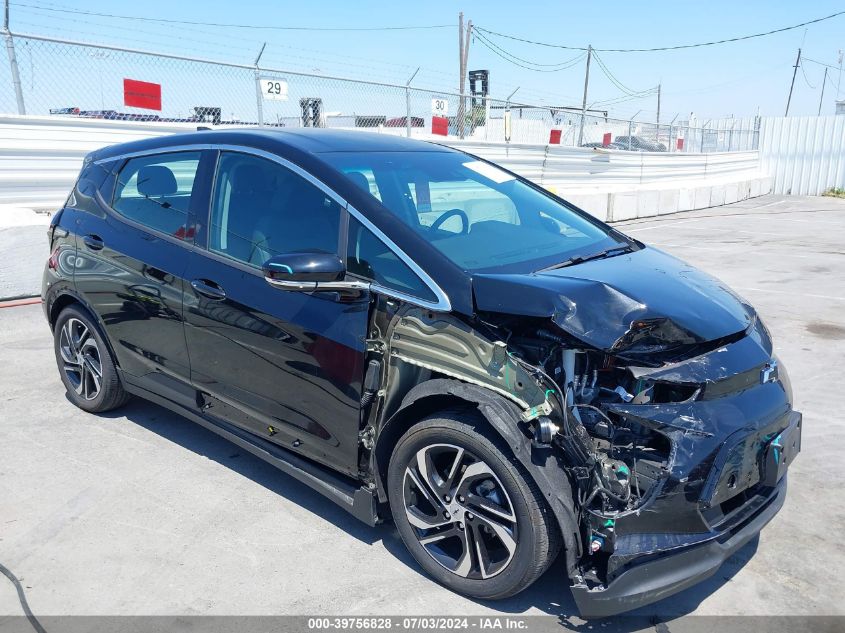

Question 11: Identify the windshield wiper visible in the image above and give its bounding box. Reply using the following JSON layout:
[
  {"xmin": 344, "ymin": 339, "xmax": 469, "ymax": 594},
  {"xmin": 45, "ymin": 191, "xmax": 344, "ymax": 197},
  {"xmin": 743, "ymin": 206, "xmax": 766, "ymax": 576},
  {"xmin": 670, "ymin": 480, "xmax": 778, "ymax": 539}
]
[{"xmin": 540, "ymin": 244, "xmax": 634, "ymax": 271}]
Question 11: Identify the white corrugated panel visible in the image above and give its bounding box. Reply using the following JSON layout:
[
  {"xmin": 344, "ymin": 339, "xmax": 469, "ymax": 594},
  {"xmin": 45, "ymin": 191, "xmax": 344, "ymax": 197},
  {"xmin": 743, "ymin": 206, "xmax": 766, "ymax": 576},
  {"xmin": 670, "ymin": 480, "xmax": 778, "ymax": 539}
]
[
  {"xmin": 0, "ymin": 114, "xmax": 198, "ymax": 207},
  {"xmin": 759, "ymin": 116, "xmax": 845, "ymax": 195},
  {"xmin": 0, "ymin": 116, "xmax": 764, "ymax": 213}
]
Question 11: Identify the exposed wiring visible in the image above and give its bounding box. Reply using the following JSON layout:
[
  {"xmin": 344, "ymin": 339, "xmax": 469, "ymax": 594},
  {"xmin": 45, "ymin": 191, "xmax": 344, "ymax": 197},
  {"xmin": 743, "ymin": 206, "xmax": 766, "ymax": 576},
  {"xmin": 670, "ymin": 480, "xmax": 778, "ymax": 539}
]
[
  {"xmin": 475, "ymin": 10, "xmax": 845, "ymax": 52},
  {"xmin": 0, "ymin": 562, "xmax": 47, "ymax": 633}
]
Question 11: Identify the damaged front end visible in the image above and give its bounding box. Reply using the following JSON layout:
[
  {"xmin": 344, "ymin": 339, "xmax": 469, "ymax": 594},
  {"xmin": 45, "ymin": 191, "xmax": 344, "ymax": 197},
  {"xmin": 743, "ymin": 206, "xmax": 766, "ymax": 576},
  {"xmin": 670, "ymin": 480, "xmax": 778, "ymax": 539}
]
[
  {"xmin": 478, "ymin": 311, "xmax": 800, "ymax": 616},
  {"xmin": 377, "ymin": 246, "xmax": 801, "ymax": 617}
]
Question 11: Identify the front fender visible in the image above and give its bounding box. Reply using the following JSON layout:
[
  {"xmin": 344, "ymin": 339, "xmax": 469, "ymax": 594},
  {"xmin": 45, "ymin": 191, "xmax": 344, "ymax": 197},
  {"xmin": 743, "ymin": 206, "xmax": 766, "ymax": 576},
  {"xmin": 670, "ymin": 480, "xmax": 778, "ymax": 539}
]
[{"xmin": 375, "ymin": 377, "xmax": 583, "ymax": 579}]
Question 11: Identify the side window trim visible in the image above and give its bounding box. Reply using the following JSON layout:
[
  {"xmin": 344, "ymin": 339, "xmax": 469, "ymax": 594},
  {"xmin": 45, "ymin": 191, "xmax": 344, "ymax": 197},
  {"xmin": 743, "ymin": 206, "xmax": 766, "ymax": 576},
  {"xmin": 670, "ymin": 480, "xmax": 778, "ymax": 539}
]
[
  {"xmin": 95, "ymin": 142, "xmax": 450, "ymax": 311},
  {"xmin": 345, "ymin": 204, "xmax": 450, "ymax": 312}
]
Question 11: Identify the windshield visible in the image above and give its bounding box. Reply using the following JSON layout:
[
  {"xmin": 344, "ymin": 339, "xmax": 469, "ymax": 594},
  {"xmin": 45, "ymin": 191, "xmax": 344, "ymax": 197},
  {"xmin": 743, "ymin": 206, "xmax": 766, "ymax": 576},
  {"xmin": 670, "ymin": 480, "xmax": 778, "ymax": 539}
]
[{"xmin": 322, "ymin": 150, "xmax": 625, "ymax": 274}]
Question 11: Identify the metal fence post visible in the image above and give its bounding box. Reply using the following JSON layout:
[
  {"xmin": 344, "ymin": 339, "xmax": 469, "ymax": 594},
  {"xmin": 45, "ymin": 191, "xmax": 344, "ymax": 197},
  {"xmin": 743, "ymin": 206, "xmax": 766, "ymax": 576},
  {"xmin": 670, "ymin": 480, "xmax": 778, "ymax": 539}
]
[
  {"xmin": 2, "ymin": 28, "xmax": 25, "ymax": 115},
  {"xmin": 405, "ymin": 67, "xmax": 419, "ymax": 139},
  {"xmin": 627, "ymin": 118, "xmax": 633, "ymax": 150},
  {"xmin": 253, "ymin": 43, "xmax": 266, "ymax": 127}
]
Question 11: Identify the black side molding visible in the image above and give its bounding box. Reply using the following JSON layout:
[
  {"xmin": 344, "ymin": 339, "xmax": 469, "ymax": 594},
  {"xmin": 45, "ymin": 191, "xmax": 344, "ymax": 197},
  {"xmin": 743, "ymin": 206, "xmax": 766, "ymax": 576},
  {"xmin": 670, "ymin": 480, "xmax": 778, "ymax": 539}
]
[{"xmin": 122, "ymin": 376, "xmax": 380, "ymax": 526}]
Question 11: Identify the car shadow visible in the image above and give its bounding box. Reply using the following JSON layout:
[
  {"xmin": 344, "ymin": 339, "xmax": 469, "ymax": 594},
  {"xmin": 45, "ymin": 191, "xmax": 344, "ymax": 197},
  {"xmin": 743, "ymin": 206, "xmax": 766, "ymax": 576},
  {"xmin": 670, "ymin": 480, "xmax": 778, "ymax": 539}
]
[{"xmin": 94, "ymin": 395, "xmax": 758, "ymax": 628}]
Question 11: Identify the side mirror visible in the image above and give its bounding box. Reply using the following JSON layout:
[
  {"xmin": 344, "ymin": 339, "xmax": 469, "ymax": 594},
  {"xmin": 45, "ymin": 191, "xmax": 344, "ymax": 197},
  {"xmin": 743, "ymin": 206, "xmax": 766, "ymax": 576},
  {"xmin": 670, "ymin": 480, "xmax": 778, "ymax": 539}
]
[{"xmin": 262, "ymin": 252, "xmax": 369, "ymax": 294}]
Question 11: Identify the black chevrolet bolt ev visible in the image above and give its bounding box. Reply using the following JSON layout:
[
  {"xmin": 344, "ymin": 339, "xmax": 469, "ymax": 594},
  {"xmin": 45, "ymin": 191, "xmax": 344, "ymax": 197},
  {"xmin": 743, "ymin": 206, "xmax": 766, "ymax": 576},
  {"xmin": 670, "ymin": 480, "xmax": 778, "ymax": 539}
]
[{"xmin": 42, "ymin": 129, "xmax": 801, "ymax": 617}]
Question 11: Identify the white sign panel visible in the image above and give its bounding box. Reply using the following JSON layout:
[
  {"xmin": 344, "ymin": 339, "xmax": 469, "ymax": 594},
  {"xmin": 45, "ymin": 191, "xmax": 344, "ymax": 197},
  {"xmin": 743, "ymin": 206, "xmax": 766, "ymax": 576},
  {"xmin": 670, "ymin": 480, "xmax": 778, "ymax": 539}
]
[
  {"xmin": 260, "ymin": 79, "xmax": 289, "ymax": 101},
  {"xmin": 431, "ymin": 98, "xmax": 449, "ymax": 116}
]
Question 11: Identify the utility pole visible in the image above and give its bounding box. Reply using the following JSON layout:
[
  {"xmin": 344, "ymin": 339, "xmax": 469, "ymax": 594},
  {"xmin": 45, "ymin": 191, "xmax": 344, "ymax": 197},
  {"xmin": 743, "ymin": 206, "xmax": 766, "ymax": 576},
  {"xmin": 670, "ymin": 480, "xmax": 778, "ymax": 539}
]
[
  {"xmin": 2, "ymin": 0, "xmax": 25, "ymax": 114},
  {"xmin": 818, "ymin": 67, "xmax": 828, "ymax": 115},
  {"xmin": 577, "ymin": 45, "xmax": 592, "ymax": 147},
  {"xmin": 457, "ymin": 13, "xmax": 472, "ymax": 139},
  {"xmin": 785, "ymin": 48, "xmax": 801, "ymax": 116}
]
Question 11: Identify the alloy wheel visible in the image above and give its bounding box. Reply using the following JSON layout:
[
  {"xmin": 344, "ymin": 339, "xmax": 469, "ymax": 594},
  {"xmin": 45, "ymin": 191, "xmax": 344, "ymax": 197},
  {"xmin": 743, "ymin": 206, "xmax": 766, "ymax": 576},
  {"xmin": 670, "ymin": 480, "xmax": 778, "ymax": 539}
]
[
  {"xmin": 402, "ymin": 443, "xmax": 518, "ymax": 580},
  {"xmin": 59, "ymin": 317, "xmax": 103, "ymax": 401}
]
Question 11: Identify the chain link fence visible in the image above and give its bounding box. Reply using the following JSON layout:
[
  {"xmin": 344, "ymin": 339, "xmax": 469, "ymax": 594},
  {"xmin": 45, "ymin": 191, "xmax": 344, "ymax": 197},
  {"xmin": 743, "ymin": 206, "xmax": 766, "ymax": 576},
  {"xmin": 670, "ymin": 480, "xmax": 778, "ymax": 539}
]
[{"xmin": 0, "ymin": 31, "xmax": 760, "ymax": 152}]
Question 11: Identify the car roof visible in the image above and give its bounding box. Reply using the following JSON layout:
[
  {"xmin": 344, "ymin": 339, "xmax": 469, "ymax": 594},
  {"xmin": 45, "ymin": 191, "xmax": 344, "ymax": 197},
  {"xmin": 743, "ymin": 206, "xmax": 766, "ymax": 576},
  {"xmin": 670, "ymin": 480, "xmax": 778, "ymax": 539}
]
[{"xmin": 93, "ymin": 127, "xmax": 457, "ymax": 160}]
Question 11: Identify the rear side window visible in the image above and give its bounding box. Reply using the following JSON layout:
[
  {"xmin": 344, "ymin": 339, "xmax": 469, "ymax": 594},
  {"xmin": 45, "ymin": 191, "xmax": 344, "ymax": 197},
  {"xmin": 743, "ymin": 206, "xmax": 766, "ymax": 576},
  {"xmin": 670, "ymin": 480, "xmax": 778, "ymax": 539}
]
[
  {"xmin": 209, "ymin": 152, "xmax": 342, "ymax": 267},
  {"xmin": 112, "ymin": 152, "xmax": 201, "ymax": 239}
]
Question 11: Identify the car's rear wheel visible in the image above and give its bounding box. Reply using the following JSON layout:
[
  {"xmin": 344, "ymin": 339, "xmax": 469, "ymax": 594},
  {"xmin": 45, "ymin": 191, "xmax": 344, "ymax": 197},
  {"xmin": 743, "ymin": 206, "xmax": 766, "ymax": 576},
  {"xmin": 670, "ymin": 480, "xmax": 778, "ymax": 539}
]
[
  {"xmin": 387, "ymin": 409, "xmax": 560, "ymax": 599},
  {"xmin": 53, "ymin": 305, "xmax": 130, "ymax": 413}
]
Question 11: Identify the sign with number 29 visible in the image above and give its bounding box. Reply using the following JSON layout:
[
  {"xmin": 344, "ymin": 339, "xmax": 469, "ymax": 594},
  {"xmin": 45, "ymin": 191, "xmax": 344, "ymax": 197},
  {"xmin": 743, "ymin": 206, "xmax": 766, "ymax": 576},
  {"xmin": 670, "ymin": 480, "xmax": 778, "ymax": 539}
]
[{"xmin": 260, "ymin": 79, "xmax": 289, "ymax": 101}]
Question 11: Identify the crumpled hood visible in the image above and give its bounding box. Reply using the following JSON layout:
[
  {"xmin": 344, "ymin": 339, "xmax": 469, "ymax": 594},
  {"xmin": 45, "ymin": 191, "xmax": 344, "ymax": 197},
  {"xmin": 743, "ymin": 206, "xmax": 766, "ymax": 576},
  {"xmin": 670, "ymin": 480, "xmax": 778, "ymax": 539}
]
[{"xmin": 472, "ymin": 246, "xmax": 755, "ymax": 353}]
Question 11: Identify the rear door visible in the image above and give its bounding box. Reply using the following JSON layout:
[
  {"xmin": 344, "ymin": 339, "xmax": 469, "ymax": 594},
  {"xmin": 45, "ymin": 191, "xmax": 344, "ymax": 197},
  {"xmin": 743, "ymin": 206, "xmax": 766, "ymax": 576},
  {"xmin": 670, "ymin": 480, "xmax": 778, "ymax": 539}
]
[
  {"xmin": 183, "ymin": 149, "xmax": 369, "ymax": 476},
  {"xmin": 74, "ymin": 150, "xmax": 212, "ymax": 407}
]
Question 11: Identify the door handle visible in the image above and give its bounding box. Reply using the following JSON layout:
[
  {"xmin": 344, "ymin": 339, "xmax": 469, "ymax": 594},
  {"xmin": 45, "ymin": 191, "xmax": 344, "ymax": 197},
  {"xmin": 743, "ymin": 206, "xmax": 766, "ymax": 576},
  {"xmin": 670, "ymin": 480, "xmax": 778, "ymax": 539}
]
[
  {"xmin": 191, "ymin": 279, "xmax": 227, "ymax": 301},
  {"xmin": 83, "ymin": 234, "xmax": 104, "ymax": 251}
]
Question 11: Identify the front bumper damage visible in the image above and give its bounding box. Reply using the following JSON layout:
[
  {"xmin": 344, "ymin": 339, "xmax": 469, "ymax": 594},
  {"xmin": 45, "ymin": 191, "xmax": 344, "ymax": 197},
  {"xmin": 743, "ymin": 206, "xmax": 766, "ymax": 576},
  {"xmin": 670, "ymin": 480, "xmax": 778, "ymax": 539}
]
[
  {"xmin": 564, "ymin": 318, "xmax": 802, "ymax": 618},
  {"xmin": 572, "ymin": 476, "xmax": 789, "ymax": 618},
  {"xmin": 572, "ymin": 411, "xmax": 800, "ymax": 618}
]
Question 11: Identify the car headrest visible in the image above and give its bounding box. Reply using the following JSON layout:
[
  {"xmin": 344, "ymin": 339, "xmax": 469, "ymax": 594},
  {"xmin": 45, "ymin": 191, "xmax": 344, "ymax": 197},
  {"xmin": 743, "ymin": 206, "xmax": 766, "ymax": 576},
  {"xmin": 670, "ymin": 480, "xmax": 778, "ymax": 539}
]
[
  {"xmin": 346, "ymin": 171, "xmax": 371, "ymax": 194},
  {"xmin": 137, "ymin": 165, "xmax": 178, "ymax": 196}
]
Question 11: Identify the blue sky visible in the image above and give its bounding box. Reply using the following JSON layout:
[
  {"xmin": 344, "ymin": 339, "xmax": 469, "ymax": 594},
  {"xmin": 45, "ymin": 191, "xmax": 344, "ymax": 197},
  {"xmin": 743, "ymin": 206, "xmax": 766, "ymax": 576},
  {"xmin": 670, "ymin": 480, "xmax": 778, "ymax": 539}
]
[{"xmin": 7, "ymin": 0, "xmax": 845, "ymax": 120}]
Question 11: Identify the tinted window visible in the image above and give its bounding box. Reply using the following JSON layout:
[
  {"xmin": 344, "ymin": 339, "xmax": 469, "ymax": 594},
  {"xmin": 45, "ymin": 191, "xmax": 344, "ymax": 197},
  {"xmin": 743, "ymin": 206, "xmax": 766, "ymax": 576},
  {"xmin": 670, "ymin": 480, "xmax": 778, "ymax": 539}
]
[
  {"xmin": 113, "ymin": 152, "xmax": 200, "ymax": 239},
  {"xmin": 322, "ymin": 151, "xmax": 623, "ymax": 274},
  {"xmin": 347, "ymin": 217, "xmax": 436, "ymax": 302},
  {"xmin": 209, "ymin": 152, "xmax": 341, "ymax": 266}
]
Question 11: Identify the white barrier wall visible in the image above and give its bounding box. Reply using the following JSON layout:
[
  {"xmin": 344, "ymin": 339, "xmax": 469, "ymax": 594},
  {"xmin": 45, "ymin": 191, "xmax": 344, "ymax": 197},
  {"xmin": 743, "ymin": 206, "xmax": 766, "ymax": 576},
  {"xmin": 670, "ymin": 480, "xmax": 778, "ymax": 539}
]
[
  {"xmin": 758, "ymin": 115, "xmax": 845, "ymax": 196},
  {"xmin": 0, "ymin": 115, "xmax": 771, "ymax": 222}
]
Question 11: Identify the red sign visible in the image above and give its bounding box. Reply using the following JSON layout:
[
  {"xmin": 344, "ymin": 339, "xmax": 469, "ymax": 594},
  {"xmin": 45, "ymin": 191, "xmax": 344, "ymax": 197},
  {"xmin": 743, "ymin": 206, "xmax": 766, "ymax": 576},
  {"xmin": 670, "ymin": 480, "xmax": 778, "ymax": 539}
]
[
  {"xmin": 123, "ymin": 78, "xmax": 161, "ymax": 111},
  {"xmin": 677, "ymin": 138, "xmax": 685, "ymax": 150},
  {"xmin": 602, "ymin": 132, "xmax": 612, "ymax": 146},
  {"xmin": 549, "ymin": 129, "xmax": 562, "ymax": 144},
  {"xmin": 431, "ymin": 116, "xmax": 448, "ymax": 136}
]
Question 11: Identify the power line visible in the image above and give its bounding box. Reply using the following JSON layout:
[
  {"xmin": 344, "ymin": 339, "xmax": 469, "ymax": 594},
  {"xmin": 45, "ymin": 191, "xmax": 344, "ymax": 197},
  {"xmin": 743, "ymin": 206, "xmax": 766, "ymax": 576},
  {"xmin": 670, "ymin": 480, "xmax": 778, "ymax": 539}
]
[
  {"xmin": 591, "ymin": 51, "xmax": 657, "ymax": 96},
  {"xmin": 10, "ymin": 2, "xmax": 455, "ymax": 31},
  {"xmin": 800, "ymin": 61, "xmax": 816, "ymax": 89},
  {"xmin": 804, "ymin": 56, "xmax": 841, "ymax": 70},
  {"xmin": 475, "ymin": 9, "xmax": 845, "ymax": 53},
  {"xmin": 473, "ymin": 29, "xmax": 585, "ymax": 72}
]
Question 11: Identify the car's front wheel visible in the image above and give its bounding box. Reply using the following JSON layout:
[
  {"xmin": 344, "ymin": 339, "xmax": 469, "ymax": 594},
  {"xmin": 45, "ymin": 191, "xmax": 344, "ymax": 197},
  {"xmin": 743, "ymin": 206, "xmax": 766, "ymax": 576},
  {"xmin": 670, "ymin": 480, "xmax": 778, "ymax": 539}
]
[
  {"xmin": 387, "ymin": 409, "xmax": 560, "ymax": 600},
  {"xmin": 53, "ymin": 305, "xmax": 130, "ymax": 413}
]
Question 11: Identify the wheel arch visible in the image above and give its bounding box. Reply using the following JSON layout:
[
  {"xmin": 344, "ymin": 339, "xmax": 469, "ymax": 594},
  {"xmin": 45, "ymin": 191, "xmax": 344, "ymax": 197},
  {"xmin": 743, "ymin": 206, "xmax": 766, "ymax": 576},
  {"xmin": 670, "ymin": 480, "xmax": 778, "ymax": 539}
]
[
  {"xmin": 48, "ymin": 291, "xmax": 122, "ymax": 370},
  {"xmin": 374, "ymin": 377, "xmax": 583, "ymax": 578}
]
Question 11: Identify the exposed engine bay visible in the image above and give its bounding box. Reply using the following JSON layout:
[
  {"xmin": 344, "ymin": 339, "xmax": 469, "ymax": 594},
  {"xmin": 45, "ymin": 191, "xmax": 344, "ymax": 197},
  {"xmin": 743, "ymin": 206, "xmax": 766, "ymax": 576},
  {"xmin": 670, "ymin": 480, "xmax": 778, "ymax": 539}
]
[{"xmin": 380, "ymin": 304, "xmax": 800, "ymax": 591}]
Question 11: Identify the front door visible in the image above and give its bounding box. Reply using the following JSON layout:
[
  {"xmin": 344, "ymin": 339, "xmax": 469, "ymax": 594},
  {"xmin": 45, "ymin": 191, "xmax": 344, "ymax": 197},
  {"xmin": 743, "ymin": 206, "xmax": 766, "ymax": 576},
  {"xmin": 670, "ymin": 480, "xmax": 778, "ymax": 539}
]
[{"xmin": 183, "ymin": 150, "xmax": 369, "ymax": 476}]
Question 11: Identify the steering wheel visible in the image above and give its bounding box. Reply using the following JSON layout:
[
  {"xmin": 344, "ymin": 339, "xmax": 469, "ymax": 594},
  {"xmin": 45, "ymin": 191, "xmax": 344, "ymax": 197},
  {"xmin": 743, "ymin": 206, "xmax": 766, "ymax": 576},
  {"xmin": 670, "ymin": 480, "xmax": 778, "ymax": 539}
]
[{"xmin": 430, "ymin": 208, "xmax": 469, "ymax": 234}]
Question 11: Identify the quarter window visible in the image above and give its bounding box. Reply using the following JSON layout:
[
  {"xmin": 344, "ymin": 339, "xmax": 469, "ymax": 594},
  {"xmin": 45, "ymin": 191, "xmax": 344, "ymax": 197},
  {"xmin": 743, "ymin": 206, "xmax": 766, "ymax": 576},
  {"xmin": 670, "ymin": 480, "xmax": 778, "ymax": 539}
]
[
  {"xmin": 209, "ymin": 152, "xmax": 341, "ymax": 266},
  {"xmin": 347, "ymin": 217, "xmax": 436, "ymax": 302},
  {"xmin": 112, "ymin": 152, "xmax": 201, "ymax": 239}
]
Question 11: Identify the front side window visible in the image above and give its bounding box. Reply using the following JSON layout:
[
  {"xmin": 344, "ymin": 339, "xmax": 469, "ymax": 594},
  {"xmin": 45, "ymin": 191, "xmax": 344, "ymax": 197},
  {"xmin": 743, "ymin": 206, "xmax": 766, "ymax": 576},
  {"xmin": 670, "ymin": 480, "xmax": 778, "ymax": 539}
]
[
  {"xmin": 112, "ymin": 151, "xmax": 200, "ymax": 239},
  {"xmin": 326, "ymin": 151, "xmax": 624, "ymax": 273},
  {"xmin": 209, "ymin": 152, "xmax": 341, "ymax": 266},
  {"xmin": 347, "ymin": 217, "xmax": 436, "ymax": 302}
]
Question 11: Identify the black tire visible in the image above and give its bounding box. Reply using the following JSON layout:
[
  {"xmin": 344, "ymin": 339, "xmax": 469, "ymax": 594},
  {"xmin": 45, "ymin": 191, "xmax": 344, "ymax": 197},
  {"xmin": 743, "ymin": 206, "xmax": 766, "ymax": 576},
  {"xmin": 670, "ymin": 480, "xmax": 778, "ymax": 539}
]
[
  {"xmin": 387, "ymin": 409, "xmax": 560, "ymax": 600},
  {"xmin": 53, "ymin": 304, "xmax": 130, "ymax": 413}
]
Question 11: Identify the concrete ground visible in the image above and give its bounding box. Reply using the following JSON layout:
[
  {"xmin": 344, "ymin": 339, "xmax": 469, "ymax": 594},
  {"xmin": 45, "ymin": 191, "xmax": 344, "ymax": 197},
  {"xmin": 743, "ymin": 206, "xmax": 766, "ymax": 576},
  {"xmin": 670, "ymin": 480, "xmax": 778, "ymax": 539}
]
[
  {"xmin": 0, "ymin": 206, "xmax": 51, "ymax": 301},
  {"xmin": 0, "ymin": 194, "xmax": 843, "ymax": 628}
]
